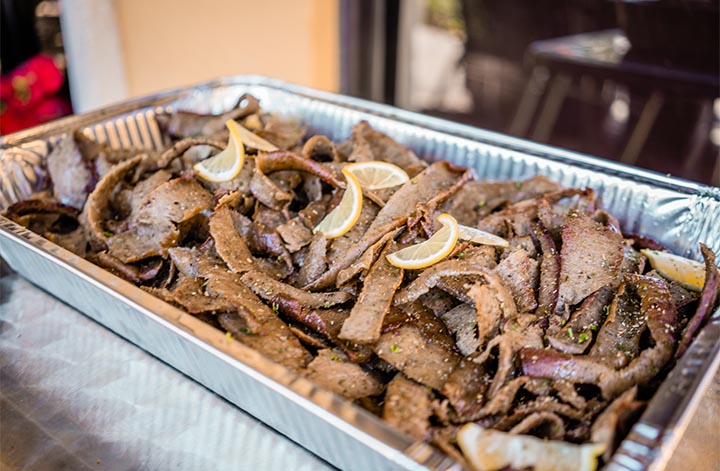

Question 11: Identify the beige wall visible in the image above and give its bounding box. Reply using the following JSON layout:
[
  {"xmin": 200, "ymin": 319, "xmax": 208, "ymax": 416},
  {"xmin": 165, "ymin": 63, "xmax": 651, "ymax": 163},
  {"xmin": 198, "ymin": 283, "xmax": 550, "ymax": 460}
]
[{"xmin": 114, "ymin": 0, "xmax": 339, "ymax": 97}]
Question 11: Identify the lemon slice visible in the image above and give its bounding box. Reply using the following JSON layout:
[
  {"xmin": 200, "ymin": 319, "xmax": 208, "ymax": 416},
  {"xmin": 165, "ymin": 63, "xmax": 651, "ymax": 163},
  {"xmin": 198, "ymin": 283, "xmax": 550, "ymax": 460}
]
[
  {"xmin": 641, "ymin": 249, "xmax": 705, "ymax": 292},
  {"xmin": 458, "ymin": 225, "xmax": 509, "ymax": 247},
  {"xmin": 386, "ymin": 213, "xmax": 459, "ymax": 269},
  {"xmin": 457, "ymin": 423, "xmax": 605, "ymax": 471},
  {"xmin": 344, "ymin": 161, "xmax": 409, "ymax": 190},
  {"xmin": 314, "ymin": 167, "xmax": 363, "ymax": 239},
  {"xmin": 233, "ymin": 122, "xmax": 279, "ymax": 152},
  {"xmin": 194, "ymin": 119, "xmax": 245, "ymax": 182}
]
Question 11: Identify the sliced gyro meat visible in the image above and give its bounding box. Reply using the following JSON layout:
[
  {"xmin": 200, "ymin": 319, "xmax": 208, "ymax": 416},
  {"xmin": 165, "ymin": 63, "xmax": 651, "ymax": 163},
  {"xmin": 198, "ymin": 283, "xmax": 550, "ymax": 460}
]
[
  {"xmin": 302, "ymin": 135, "xmax": 340, "ymax": 162},
  {"xmin": 158, "ymin": 93, "xmax": 259, "ymax": 138},
  {"xmin": 209, "ymin": 205, "xmax": 257, "ymax": 274},
  {"xmin": 548, "ymin": 285, "xmax": 614, "ymax": 354},
  {"xmin": 383, "ymin": 374, "xmax": 434, "ymax": 440},
  {"xmin": 352, "ymin": 121, "xmax": 427, "ymax": 176},
  {"xmin": 47, "ymin": 133, "xmax": 94, "ymax": 209},
  {"xmin": 339, "ymin": 243, "xmax": 404, "ymax": 344},
  {"xmin": 533, "ymin": 221, "xmax": 560, "ymax": 319},
  {"xmin": 494, "ymin": 248, "xmax": 539, "ymax": 313},
  {"xmin": 107, "ymin": 178, "xmax": 213, "ymax": 262},
  {"xmin": 441, "ymin": 358, "xmax": 489, "ymax": 421},
  {"xmin": 81, "ymin": 154, "xmax": 144, "ymax": 250},
  {"xmin": 374, "ymin": 323, "xmax": 460, "ymax": 390},
  {"xmin": 240, "ymin": 270, "xmax": 351, "ymax": 309},
  {"xmin": 556, "ymin": 212, "xmax": 625, "ymax": 314},
  {"xmin": 440, "ymin": 303, "xmax": 480, "ymax": 356},
  {"xmin": 305, "ymin": 349, "xmax": 384, "ymax": 400},
  {"xmin": 589, "ymin": 282, "xmax": 646, "ymax": 368}
]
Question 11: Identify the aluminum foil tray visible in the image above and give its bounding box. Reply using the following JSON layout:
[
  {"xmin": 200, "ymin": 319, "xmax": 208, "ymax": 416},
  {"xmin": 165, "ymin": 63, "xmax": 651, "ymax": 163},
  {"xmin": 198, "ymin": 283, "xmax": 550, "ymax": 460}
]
[{"xmin": 1, "ymin": 75, "xmax": 718, "ymax": 471}]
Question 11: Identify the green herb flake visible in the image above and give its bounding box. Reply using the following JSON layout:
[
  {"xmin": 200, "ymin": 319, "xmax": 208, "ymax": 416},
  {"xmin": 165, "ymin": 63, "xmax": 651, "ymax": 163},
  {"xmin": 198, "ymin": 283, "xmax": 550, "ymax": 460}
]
[
  {"xmin": 514, "ymin": 181, "xmax": 522, "ymax": 189},
  {"xmin": 577, "ymin": 332, "xmax": 590, "ymax": 343},
  {"xmin": 330, "ymin": 354, "xmax": 340, "ymax": 362},
  {"xmin": 277, "ymin": 255, "xmax": 283, "ymax": 262},
  {"xmin": 102, "ymin": 230, "xmax": 114, "ymax": 237},
  {"xmin": 241, "ymin": 327, "xmax": 251, "ymax": 334},
  {"xmin": 456, "ymin": 251, "xmax": 465, "ymax": 259},
  {"xmin": 390, "ymin": 344, "xmax": 401, "ymax": 353},
  {"xmin": 272, "ymin": 302, "xmax": 280, "ymax": 314},
  {"xmin": 201, "ymin": 279, "xmax": 209, "ymax": 287},
  {"xmin": 567, "ymin": 327, "xmax": 575, "ymax": 339},
  {"xmin": 277, "ymin": 348, "xmax": 284, "ymax": 353},
  {"xmin": 477, "ymin": 200, "xmax": 486, "ymax": 208},
  {"xmin": 411, "ymin": 177, "xmax": 419, "ymax": 185},
  {"xmin": 323, "ymin": 301, "xmax": 331, "ymax": 309},
  {"xmin": 589, "ymin": 322, "xmax": 598, "ymax": 331}
]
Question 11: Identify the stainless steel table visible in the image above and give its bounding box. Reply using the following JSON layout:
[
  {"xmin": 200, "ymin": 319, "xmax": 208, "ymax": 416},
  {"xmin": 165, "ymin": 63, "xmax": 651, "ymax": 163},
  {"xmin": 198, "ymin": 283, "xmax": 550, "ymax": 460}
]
[
  {"xmin": 1, "ymin": 273, "xmax": 717, "ymax": 471},
  {"xmin": 0, "ymin": 274, "xmax": 336, "ymax": 471}
]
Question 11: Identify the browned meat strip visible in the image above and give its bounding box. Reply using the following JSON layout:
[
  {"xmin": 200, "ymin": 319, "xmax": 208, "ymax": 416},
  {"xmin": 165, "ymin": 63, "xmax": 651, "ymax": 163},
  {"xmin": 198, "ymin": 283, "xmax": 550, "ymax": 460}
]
[
  {"xmin": 255, "ymin": 116, "xmax": 306, "ymax": 150},
  {"xmin": 474, "ymin": 328, "xmax": 543, "ymax": 397},
  {"xmin": 81, "ymin": 155, "xmax": 144, "ymax": 249},
  {"xmin": 441, "ymin": 358, "xmax": 488, "ymax": 420},
  {"xmin": 240, "ymin": 270, "xmax": 351, "ymax": 309},
  {"xmin": 47, "ymin": 134, "xmax": 94, "ymax": 209},
  {"xmin": 339, "ymin": 244, "xmax": 403, "ymax": 344},
  {"xmin": 146, "ymin": 273, "xmax": 234, "ymax": 314},
  {"xmin": 256, "ymin": 151, "xmax": 343, "ymax": 188},
  {"xmin": 590, "ymin": 283, "xmax": 646, "ymax": 368},
  {"xmin": 677, "ymin": 244, "xmax": 720, "ymax": 358},
  {"xmin": 441, "ymin": 176, "xmax": 562, "ymax": 226},
  {"xmin": 352, "ymin": 121, "xmax": 427, "ymax": 176},
  {"xmin": 304, "ymin": 350, "xmax": 384, "ymax": 400},
  {"xmin": 534, "ymin": 222, "xmax": 560, "ymax": 318},
  {"xmin": 383, "ymin": 374, "xmax": 433, "ymax": 440},
  {"xmin": 590, "ymin": 386, "xmax": 644, "ymax": 461},
  {"xmin": 250, "ymin": 169, "xmax": 293, "ymax": 210},
  {"xmin": 158, "ymin": 93, "xmax": 259, "ymax": 138},
  {"xmin": 155, "ymin": 136, "xmax": 225, "ymax": 168},
  {"xmin": 646, "ymin": 270, "xmax": 698, "ymax": 309},
  {"xmin": 467, "ymin": 283, "xmax": 503, "ymax": 349},
  {"xmin": 296, "ymin": 233, "xmax": 328, "ymax": 286},
  {"xmin": 557, "ymin": 213, "xmax": 624, "ymax": 313},
  {"xmin": 336, "ymin": 229, "xmax": 399, "ymax": 286},
  {"xmin": 402, "ymin": 301, "xmax": 456, "ymax": 351},
  {"xmin": 276, "ymin": 217, "xmax": 313, "ymax": 253},
  {"xmin": 509, "ymin": 412, "xmax": 566, "ymax": 440},
  {"xmin": 374, "ymin": 324, "xmax": 460, "ymax": 389},
  {"xmin": 209, "ymin": 205, "xmax": 257, "ymax": 274},
  {"xmin": 479, "ymin": 377, "xmax": 546, "ymax": 417},
  {"xmin": 302, "ymin": 135, "xmax": 339, "ymax": 162},
  {"xmin": 394, "ymin": 259, "xmax": 488, "ymax": 305},
  {"xmin": 440, "ymin": 303, "xmax": 479, "ymax": 356},
  {"xmin": 549, "ymin": 285, "xmax": 614, "ymax": 354},
  {"xmin": 494, "ymin": 249, "xmax": 539, "ymax": 313},
  {"xmin": 107, "ymin": 178, "xmax": 213, "ymax": 262},
  {"xmin": 95, "ymin": 252, "xmax": 162, "ymax": 284},
  {"xmin": 128, "ymin": 170, "xmax": 173, "ymax": 220}
]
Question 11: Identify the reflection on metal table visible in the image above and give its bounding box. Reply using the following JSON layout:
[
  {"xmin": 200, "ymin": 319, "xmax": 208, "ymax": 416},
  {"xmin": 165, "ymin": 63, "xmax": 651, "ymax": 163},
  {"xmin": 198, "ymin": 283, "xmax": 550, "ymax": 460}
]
[{"xmin": 0, "ymin": 273, "xmax": 336, "ymax": 471}]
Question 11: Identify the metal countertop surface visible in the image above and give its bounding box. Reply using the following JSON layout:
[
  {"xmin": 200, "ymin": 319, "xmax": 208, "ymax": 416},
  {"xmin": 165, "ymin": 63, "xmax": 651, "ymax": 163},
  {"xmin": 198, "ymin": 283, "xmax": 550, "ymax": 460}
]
[{"xmin": 0, "ymin": 273, "xmax": 717, "ymax": 471}]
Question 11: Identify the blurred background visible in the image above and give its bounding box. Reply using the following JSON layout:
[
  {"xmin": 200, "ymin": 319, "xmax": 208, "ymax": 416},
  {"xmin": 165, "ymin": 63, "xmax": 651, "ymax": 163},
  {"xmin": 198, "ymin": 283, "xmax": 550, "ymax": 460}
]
[{"xmin": 1, "ymin": 0, "xmax": 718, "ymax": 184}]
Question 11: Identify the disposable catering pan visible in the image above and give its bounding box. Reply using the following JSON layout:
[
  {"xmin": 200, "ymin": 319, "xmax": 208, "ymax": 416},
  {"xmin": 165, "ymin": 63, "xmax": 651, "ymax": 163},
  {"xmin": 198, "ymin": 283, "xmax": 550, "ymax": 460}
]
[{"xmin": 1, "ymin": 75, "xmax": 718, "ymax": 471}]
